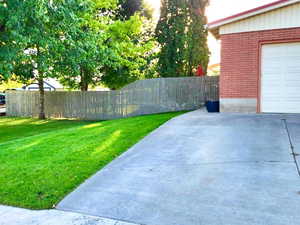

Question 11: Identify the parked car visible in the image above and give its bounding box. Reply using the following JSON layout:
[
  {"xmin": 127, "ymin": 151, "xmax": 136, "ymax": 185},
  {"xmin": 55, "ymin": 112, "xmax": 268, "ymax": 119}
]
[{"xmin": 0, "ymin": 93, "xmax": 5, "ymax": 105}]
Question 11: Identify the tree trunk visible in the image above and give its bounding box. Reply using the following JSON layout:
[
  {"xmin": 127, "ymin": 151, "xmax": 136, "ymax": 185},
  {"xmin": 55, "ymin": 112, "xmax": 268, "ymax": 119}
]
[
  {"xmin": 80, "ymin": 67, "xmax": 89, "ymax": 91},
  {"xmin": 38, "ymin": 75, "xmax": 46, "ymax": 119},
  {"xmin": 80, "ymin": 82, "xmax": 88, "ymax": 91}
]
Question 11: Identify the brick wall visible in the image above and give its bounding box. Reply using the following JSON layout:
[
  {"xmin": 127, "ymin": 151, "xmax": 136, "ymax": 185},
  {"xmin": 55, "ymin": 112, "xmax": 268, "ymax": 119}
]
[{"xmin": 220, "ymin": 27, "xmax": 300, "ymax": 99}]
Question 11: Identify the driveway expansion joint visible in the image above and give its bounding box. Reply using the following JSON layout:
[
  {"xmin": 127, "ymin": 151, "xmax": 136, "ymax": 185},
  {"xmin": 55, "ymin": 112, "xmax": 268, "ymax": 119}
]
[
  {"xmin": 57, "ymin": 208, "xmax": 142, "ymax": 225},
  {"xmin": 282, "ymin": 119, "xmax": 300, "ymax": 176}
]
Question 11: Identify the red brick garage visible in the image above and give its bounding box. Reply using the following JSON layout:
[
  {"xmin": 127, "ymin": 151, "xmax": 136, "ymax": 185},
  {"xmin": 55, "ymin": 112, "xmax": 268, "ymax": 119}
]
[{"xmin": 208, "ymin": 0, "xmax": 300, "ymax": 113}]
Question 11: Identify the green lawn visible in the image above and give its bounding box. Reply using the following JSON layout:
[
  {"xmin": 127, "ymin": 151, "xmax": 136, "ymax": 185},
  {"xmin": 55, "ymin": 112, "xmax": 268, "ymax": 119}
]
[{"xmin": 0, "ymin": 112, "xmax": 183, "ymax": 209}]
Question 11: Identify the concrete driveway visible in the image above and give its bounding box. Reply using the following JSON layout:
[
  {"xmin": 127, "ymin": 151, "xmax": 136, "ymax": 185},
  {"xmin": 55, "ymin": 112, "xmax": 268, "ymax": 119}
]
[{"xmin": 58, "ymin": 110, "xmax": 300, "ymax": 225}]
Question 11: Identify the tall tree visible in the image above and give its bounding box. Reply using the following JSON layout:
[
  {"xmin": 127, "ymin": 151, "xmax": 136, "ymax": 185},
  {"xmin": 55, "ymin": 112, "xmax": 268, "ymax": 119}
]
[
  {"xmin": 155, "ymin": 0, "xmax": 210, "ymax": 77},
  {"xmin": 186, "ymin": 0, "xmax": 210, "ymax": 76},
  {"xmin": 155, "ymin": 0, "xmax": 188, "ymax": 77},
  {"xmin": 59, "ymin": 2, "xmax": 156, "ymax": 91},
  {"xmin": 100, "ymin": 15, "xmax": 157, "ymax": 90},
  {"xmin": 0, "ymin": 0, "xmax": 94, "ymax": 119},
  {"xmin": 57, "ymin": 0, "xmax": 117, "ymax": 91}
]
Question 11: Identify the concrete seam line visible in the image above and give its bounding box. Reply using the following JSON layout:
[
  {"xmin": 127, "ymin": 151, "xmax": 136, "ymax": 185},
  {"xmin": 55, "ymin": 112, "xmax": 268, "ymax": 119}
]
[
  {"xmin": 55, "ymin": 208, "xmax": 142, "ymax": 225},
  {"xmin": 282, "ymin": 119, "xmax": 300, "ymax": 176}
]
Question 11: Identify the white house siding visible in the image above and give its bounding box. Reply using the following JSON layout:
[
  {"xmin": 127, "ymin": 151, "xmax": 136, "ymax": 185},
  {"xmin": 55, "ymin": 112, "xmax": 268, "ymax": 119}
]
[{"xmin": 220, "ymin": 2, "xmax": 300, "ymax": 35}]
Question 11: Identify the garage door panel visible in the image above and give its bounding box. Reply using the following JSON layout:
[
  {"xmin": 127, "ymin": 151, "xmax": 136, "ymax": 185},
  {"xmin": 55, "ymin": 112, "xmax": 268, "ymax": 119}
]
[
  {"xmin": 285, "ymin": 91, "xmax": 300, "ymax": 97},
  {"xmin": 286, "ymin": 67, "xmax": 300, "ymax": 74},
  {"xmin": 263, "ymin": 77, "xmax": 281, "ymax": 82},
  {"xmin": 263, "ymin": 56, "xmax": 281, "ymax": 61},
  {"xmin": 285, "ymin": 56, "xmax": 300, "ymax": 61},
  {"xmin": 262, "ymin": 93, "xmax": 282, "ymax": 100},
  {"xmin": 286, "ymin": 46, "xmax": 300, "ymax": 56},
  {"xmin": 262, "ymin": 45, "xmax": 283, "ymax": 55},
  {"xmin": 284, "ymin": 82, "xmax": 300, "ymax": 88},
  {"xmin": 262, "ymin": 69, "xmax": 281, "ymax": 74},
  {"xmin": 262, "ymin": 59, "xmax": 281, "ymax": 67},
  {"xmin": 285, "ymin": 68, "xmax": 300, "ymax": 74},
  {"xmin": 261, "ymin": 42, "xmax": 300, "ymax": 113},
  {"xmin": 262, "ymin": 78, "xmax": 281, "ymax": 84},
  {"xmin": 285, "ymin": 71, "xmax": 300, "ymax": 83},
  {"xmin": 282, "ymin": 104, "xmax": 300, "ymax": 113},
  {"xmin": 285, "ymin": 61, "xmax": 300, "ymax": 71},
  {"xmin": 262, "ymin": 62, "xmax": 281, "ymax": 73},
  {"xmin": 262, "ymin": 84, "xmax": 281, "ymax": 90},
  {"xmin": 263, "ymin": 93, "xmax": 281, "ymax": 98}
]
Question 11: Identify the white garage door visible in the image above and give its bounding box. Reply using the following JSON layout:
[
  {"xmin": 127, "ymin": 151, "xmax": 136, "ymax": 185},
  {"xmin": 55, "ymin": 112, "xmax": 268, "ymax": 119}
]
[{"xmin": 261, "ymin": 42, "xmax": 300, "ymax": 113}]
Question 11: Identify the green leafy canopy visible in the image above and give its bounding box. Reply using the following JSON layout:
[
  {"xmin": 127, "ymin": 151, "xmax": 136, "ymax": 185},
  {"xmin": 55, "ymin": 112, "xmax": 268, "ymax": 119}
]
[{"xmin": 156, "ymin": 0, "xmax": 210, "ymax": 77}]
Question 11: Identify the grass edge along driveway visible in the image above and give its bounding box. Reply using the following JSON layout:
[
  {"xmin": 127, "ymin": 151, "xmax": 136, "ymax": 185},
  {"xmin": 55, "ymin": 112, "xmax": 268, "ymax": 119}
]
[{"xmin": 0, "ymin": 112, "xmax": 184, "ymax": 209}]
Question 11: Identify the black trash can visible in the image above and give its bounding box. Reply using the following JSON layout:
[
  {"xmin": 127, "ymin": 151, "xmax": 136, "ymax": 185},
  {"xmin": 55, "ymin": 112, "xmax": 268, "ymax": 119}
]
[{"xmin": 205, "ymin": 101, "xmax": 220, "ymax": 113}]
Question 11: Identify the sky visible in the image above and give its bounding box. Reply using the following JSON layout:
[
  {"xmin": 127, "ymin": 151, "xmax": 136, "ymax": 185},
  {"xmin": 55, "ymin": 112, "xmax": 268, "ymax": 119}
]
[{"xmin": 145, "ymin": 0, "xmax": 276, "ymax": 64}]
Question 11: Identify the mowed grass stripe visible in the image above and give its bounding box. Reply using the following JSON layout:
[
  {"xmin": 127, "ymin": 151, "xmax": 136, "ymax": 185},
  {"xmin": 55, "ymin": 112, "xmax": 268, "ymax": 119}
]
[
  {"xmin": 0, "ymin": 112, "xmax": 183, "ymax": 209},
  {"xmin": 0, "ymin": 117, "xmax": 90, "ymax": 143}
]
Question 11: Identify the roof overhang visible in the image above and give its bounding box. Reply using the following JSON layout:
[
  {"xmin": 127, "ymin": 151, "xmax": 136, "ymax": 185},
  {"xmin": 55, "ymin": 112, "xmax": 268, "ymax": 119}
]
[{"xmin": 208, "ymin": 0, "xmax": 300, "ymax": 39}]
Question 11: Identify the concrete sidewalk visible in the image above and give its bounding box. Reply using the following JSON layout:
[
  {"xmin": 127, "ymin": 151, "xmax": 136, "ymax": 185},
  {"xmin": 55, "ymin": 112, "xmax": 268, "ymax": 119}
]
[
  {"xmin": 57, "ymin": 110, "xmax": 300, "ymax": 225},
  {"xmin": 0, "ymin": 205, "xmax": 139, "ymax": 225}
]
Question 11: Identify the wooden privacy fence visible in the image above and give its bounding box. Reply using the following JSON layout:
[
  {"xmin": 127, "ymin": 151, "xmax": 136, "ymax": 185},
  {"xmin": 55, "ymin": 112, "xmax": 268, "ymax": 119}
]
[{"xmin": 7, "ymin": 77, "xmax": 219, "ymax": 120}]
